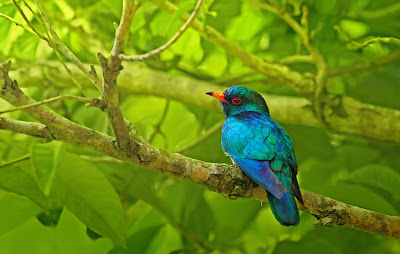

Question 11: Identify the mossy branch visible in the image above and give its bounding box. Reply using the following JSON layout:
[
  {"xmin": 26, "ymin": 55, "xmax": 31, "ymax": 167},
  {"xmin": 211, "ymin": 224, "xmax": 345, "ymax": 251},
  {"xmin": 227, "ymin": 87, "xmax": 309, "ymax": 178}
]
[{"xmin": 99, "ymin": 0, "xmax": 140, "ymax": 152}]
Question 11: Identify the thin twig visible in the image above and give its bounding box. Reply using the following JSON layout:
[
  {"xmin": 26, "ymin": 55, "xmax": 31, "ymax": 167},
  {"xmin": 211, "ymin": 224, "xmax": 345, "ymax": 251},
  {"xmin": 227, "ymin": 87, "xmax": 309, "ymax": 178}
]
[
  {"xmin": 278, "ymin": 54, "xmax": 313, "ymax": 64},
  {"xmin": 12, "ymin": 0, "xmax": 48, "ymax": 41},
  {"xmin": 0, "ymin": 0, "xmax": 20, "ymax": 8},
  {"xmin": 33, "ymin": 0, "xmax": 101, "ymax": 91},
  {"xmin": 334, "ymin": 25, "xmax": 400, "ymax": 48},
  {"xmin": 10, "ymin": 0, "xmax": 87, "ymax": 96},
  {"xmin": 120, "ymin": 0, "xmax": 204, "ymax": 62},
  {"xmin": 13, "ymin": 0, "xmax": 91, "ymax": 97},
  {"xmin": 148, "ymin": 100, "xmax": 170, "ymax": 144},
  {"xmin": 0, "ymin": 12, "xmax": 37, "ymax": 36},
  {"xmin": 0, "ymin": 94, "xmax": 104, "ymax": 115}
]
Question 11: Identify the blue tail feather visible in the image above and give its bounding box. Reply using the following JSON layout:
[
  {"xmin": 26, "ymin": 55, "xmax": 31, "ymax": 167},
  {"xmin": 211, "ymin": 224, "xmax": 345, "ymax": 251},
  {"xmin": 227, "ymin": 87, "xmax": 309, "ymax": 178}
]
[{"xmin": 267, "ymin": 173, "xmax": 300, "ymax": 226}]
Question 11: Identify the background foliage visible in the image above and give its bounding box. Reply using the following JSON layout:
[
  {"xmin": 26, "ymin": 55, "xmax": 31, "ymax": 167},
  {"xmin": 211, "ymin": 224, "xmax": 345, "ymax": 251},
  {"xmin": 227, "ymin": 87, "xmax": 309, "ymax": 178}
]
[{"xmin": 0, "ymin": 0, "xmax": 400, "ymax": 253}]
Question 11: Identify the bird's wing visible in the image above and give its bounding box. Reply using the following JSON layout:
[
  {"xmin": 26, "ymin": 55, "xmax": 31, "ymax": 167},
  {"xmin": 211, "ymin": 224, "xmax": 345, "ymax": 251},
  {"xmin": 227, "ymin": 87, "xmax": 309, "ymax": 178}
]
[
  {"xmin": 222, "ymin": 116, "xmax": 287, "ymax": 199},
  {"xmin": 269, "ymin": 122, "xmax": 303, "ymax": 204}
]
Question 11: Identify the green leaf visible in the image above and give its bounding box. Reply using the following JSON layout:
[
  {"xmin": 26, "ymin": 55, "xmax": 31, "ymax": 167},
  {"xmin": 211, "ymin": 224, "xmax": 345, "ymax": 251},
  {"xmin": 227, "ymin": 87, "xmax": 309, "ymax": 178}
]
[
  {"xmin": 205, "ymin": 0, "xmax": 241, "ymax": 33},
  {"xmin": 0, "ymin": 193, "xmax": 41, "ymax": 236},
  {"xmin": 0, "ymin": 209, "xmax": 113, "ymax": 254},
  {"xmin": 346, "ymin": 164, "xmax": 400, "ymax": 200},
  {"xmin": 31, "ymin": 141, "xmax": 64, "ymax": 194},
  {"xmin": 273, "ymin": 235, "xmax": 341, "ymax": 254},
  {"xmin": 0, "ymin": 164, "xmax": 48, "ymax": 211},
  {"xmin": 181, "ymin": 185, "xmax": 216, "ymax": 244},
  {"xmin": 206, "ymin": 192, "xmax": 262, "ymax": 246},
  {"xmin": 50, "ymin": 152, "xmax": 126, "ymax": 246},
  {"xmin": 108, "ymin": 225, "xmax": 164, "ymax": 254}
]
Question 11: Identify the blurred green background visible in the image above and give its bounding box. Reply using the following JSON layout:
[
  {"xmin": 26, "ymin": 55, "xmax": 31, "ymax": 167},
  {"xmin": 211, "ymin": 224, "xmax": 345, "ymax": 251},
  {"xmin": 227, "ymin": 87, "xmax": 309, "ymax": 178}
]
[{"xmin": 0, "ymin": 0, "xmax": 399, "ymax": 253}]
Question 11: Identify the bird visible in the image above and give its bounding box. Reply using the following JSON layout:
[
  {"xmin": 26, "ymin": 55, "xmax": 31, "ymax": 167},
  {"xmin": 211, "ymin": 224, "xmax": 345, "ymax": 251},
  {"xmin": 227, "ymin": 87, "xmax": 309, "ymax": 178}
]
[{"xmin": 206, "ymin": 86, "xmax": 303, "ymax": 226}]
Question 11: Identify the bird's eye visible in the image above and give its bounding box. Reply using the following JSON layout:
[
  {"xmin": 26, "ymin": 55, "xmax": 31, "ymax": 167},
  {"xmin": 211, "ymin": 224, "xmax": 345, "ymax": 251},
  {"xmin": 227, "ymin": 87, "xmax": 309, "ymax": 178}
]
[{"xmin": 232, "ymin": 97, "xmax": 241, "ymax": 105}]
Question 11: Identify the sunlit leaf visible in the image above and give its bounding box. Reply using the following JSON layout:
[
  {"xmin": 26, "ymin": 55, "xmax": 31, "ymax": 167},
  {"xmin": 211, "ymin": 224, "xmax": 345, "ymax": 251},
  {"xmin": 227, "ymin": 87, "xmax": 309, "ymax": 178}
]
[
  {"xmin": 0, "ymin": 164, "xmax": 48, "ymax": 211},
  {"xmin": 50, "ymin": 152, "xmax": 126, "ymax": 246}
]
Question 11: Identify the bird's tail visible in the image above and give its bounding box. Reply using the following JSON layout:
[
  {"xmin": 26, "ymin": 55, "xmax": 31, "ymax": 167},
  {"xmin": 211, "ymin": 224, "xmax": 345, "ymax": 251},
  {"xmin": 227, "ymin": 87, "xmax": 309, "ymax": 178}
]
[{"xmin": 267, "ymin": 173, "xmax": 300, "ymax": 226}]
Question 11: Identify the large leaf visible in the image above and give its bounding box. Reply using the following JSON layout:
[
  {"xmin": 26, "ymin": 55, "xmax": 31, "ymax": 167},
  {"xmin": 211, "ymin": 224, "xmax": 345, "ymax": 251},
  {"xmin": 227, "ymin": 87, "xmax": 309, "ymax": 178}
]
[
  {"xmin": 31, "ymin": 141, "xmax": 64, "ymax": 194},
  {"xmin": 108, "ymin": 225, "xmax": 164, "ymax": 254},
  {"xmin": 347, "ymin": 164, "xmax": 400, "ymax": 195},
  {"xmin": 50, "ymin": 152, "xmax": 126, "ymax": 246},
  {"xmin": 0, "ymin": 209, "xmax": 113, "ymax": 254},
  {"xmin": 205, "ymin": 191, "xmax": 262, "ymax": 247},
  {"xmin": 0, "ymin": 164, "xmax": 48, "ymax": 211},
  {"xmin": 205, "ymin": 0, "xmax": 241, "ymax": 33},
  {"xmin": 0, "ymin": 193, "xmax": 41, "ymax": 236}
]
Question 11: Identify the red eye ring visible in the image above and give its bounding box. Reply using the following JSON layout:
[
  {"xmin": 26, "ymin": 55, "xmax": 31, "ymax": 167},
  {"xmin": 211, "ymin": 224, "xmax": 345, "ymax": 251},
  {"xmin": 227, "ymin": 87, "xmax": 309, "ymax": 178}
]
[{"xmin": 232, "ymin": 97, "xmax": 241, "ymax": 105}]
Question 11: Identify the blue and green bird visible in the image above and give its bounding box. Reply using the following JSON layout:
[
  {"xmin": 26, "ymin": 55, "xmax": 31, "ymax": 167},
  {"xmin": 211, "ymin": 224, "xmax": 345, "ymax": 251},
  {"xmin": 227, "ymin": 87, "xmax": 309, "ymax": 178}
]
[{"xmin": 206, "ymin": 86, "xmax": 303, "ymax": 226}]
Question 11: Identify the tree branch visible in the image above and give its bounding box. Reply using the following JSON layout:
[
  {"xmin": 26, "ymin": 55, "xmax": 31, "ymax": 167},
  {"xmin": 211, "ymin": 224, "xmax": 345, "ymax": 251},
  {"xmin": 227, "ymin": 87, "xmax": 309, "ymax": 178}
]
[
  {"xmin": 119, "ymin": 0, "xmax": 204, "ymax": 62},
  {"xmin": 148, "ymin": 100, "xmax": 170, "ymax": 144},
  {"xmin": 33, "ymin": 0, "xmax": 101, "ymax": 90},
  {"xmin": 278, "ymin": 54, "xmax": 314, "ymax": 65},
  {"xmin": 0, "ymin": 117, "xmax": 54, "ymax": 140},
  {"xmin": 1, "ymin": 61, "xmax": 399, "ymax": 239},
  {"xmin": 0, "ymin": 94, "xmax": 104, "ymax": 115},
  {"xmin": 0, "ymin": 12, "xmax": 38, "ymax": 36},
  {"xmin": 99, "ymin": 0, "xmax": 140, "ymax": 151},
  {"xmin": 0, "ymin": 61, "xmax": 120, "ymax": 158},
  {"xmin": 334, "ymin": 25, "xmax": 400, "ymax": 48}
]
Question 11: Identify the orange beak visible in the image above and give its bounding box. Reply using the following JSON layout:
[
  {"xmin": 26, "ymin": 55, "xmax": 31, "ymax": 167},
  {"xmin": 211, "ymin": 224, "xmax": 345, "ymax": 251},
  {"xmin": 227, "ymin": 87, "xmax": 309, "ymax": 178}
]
[{"xmin": 205, "ymin": 91, "xmax": 228, "ymax": 103}]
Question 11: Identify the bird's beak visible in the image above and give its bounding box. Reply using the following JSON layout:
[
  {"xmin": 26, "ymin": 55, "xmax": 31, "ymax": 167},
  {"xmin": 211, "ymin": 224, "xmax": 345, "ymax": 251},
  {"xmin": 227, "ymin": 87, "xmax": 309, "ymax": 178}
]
[{"xmin": 205, "ymin": 91, "xmax": 228, "ymax": 103}]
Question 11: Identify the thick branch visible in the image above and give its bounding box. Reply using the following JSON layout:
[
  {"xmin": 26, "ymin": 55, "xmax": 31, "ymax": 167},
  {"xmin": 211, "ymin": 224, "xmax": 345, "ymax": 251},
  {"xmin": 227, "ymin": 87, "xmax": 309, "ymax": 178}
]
[
  {"xmin": 1, "ymin": 61, "xmax": 399, "ymax": 239},
  {"xmin": 0, "ymin": 117, "xmax": 53, "ymax": 140},
  {"xmin": 100, "ymin": 0, "xmax": 140, "ymax": 151},
  {"xmin": 0, "ymin": 61, "xmax": 121, "ymax": 158},
  {"xmin": 300, "ymin": 189, "xmax": 400, "ymax": 238}
]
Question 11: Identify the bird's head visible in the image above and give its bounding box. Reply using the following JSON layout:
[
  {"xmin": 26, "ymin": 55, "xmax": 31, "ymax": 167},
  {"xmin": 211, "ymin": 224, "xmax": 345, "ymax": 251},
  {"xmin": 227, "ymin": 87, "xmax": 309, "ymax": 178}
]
[{"xmin": 206, "ymin": 86, "xmax": 270, "ymax": 117}]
